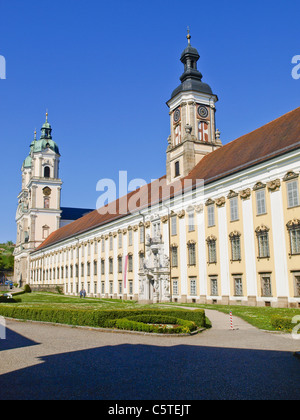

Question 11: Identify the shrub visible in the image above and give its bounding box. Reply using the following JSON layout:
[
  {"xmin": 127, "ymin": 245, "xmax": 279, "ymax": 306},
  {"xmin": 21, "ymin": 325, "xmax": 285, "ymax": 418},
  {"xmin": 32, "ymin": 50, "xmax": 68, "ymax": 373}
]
[
  {"xmin": 0, "ymin": 307, "xmax": 206, "ymax": 334},
  {"xmin": 0, "ymin": 296, "xmax": 21, "ymax": 303},
  {"xmin": 271, "ymin": 315, "xmax": 294, "ymax": 332},
  {"xmin": 24, "ymin": 284, "xmax": 32, "ymax": 293}
]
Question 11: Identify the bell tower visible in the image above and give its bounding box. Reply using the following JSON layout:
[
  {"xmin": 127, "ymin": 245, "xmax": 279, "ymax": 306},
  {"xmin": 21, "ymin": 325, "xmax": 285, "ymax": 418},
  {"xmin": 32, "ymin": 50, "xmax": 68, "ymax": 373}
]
[
  {"xmin": 166, "ymin": 30, "xmax": 222, "ymax": 184},
  {"xmin": 14, "ymin": 113, "xmax": 62, "ymax": 286}
]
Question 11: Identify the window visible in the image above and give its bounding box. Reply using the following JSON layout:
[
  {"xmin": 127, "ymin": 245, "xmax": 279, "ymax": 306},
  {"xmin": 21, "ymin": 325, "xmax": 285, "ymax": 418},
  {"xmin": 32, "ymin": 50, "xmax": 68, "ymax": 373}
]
[
  {"xmin": 118, "ymin": 232, "xmax": 122, "ymax": 248},
  {"xmin": 210, "ymin": 277, "xmax": 218, "ymax": 296},
  {"xmin": 128, "ymin": 254, "xmax": 133, "ymax": 272},
  {"xmin": 198, "ymin": 121, "xmax": 209, "ymax": 142},
  {"xmin": 109, "ymin": 257, "xmax": 113, "ymax": 274},
  {"xmin": 287, "ymin": 181, "xmax": 299, "ymax": 208},
  {"xmin": 102, "ymin": 240, "xmax": 105, "ymax": 253},
  {"xmin": 172, "ymin": 278, "xmax": 178, "ymax": 295},
  {"xmin": 109, "ymin": 236, "xmax": 113, "ymax": 251},
  {"xmin": 94, "ymin": 260, "xmax": 97, "ymax": 276},
  {"xmin": 175, "ymin": 161, "xmax": 180, "ymax": 178},
  {"xmin": 171, "ymin": 216, "xmax": 177, "ymax": 236},
  {"xmin": 75, "ymin": 264, "xmax": 78, "ymax": 277},
  {"xmin": 140, "ymin": 226, "xmax": 145, "ymax": 244},
  {"xmin": 109, "ymin": 281, "xmax": 113, "ymax": 294},
  {"xmin": 188, "ymin": 212, "xmax": 195, "ymax": 232},
  {"xmin": 256, "ymin": 189, "xmax": 266, "ymax": 215},
  {"xmin": 171, "ymin": 246, "xmax": 178, "ymax": 267},
  {"xmin": 44, "ymin": 197, "xmax": 50, "ymax": 209},
  {"xmin": 293, "ymin": 273, "xmax": 300, "ymax": 297},
  {"xmin": 101, "ymin": 259, "xmax": 105, "ymax": 275},
  {"xmin": 81, "ymin": 263, "xmax": 84, "ymax": 277},
  {"xmin": 256, "ymin": 226, "xmax": 270, "ymax": 258},
  {"xmin": 261, "ymin": 274, "xmax": 272, "ymax": 297},
  {"xmin": 287, "ymin": 220, "xmax": 300, "ymax": 255},
  {"xmin": 44, "ymin": 166, "xmax": 50, "ymax": 178},
  {"xmin": 118, "ymin": 281, "xmax": 122, "ymax": 294},
  {"xmin": 229, "ymin": 232, "xmax": 241, "ymax": 261},
  {"xmin": 87, "ymin": 262, "xmax": 90, "ymax": 276},
  {"xmin": 174, "ymin": 125, "xmax": 181, "ymax": 146},
  {"xmin": 230, "ymin": 197, "xmax": 239, "ymax": 221},
  {"xmin": 42, "ymin": 225, "xmax": 50, "ymax": 239},
  {"xmin": 207, "ymin": 236, "xmax": 217, "ymax": 264},
  {"xmin": 234, "ymin": 277, "xmax": 243, "ymax": 296},
  {"xmin": 118, "ymin": 256, "xmax": 122, "ymax": 273},
  {"xmin": 153, "ymin": 221, "xmax": 161, "ymax": 238},
  {"xmin": 190, "ymin": 277, "xmax": 197, "ymax": 296},
  {"xmin": 101, "ymin": 282, "xmax": 105, "ymax": 294},
  {"xmin": 128, "ymin": 229, "xmax": 133, "ymax": 246},
  {"xmin": 129, "ymin": 281, "xmax": 133, "ymax": 295},
  {"xmin": 207, "ymin": 205, "xmax": 215, "ymax": 227},
  {"xmin": 187, "ymin": 242, "xmax": 196, "ymax": 266}
]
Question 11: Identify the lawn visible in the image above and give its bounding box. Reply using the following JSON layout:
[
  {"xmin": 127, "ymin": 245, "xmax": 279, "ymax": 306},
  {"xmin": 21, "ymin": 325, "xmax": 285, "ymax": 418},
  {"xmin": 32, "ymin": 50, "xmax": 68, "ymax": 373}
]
[
  {"xmin": 161, "ymin": 302, "xmax": 300, "ymax": 331},
  {"xmin": 5, "ymin": 291, "xmax": 142, "ymax": 310},
  {"xmin": 1, "ymin": 292, "xmax": 300, "ymax": 332}
]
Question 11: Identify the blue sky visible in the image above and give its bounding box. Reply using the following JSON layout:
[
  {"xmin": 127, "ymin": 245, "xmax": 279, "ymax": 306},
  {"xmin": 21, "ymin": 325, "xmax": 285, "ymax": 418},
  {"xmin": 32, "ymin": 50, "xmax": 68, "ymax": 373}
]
[{"xmin": 0, "ymin": 0, "xmax": 299, "ymax": 243}]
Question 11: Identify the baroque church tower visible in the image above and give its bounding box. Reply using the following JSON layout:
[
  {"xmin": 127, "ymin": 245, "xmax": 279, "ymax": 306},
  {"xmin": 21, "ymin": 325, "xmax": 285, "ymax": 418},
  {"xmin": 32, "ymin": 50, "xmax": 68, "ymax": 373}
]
[
  {"xmin": 14, "ymin": 113, "xmax": 62, "ymax": 285},
  {"xmin": 166, "ymin": 31, "xmax": 222, "ymax": 183}
]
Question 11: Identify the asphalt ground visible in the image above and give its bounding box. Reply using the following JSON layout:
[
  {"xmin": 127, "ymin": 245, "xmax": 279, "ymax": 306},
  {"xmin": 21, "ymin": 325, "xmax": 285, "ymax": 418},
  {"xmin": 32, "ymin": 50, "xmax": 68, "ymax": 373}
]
[{"xmin": 0, "ymin": 309, "xmax": 299, "ymax": 400}]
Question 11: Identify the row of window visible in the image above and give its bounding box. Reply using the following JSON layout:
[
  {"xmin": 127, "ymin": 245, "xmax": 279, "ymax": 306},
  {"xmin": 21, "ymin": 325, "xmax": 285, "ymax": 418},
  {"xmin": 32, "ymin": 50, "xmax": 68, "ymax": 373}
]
[
  {"xmin": 205, "ymin": 179, "xmax": 300, "ymax": 227},
  {"xmin": 67, "ymin": 280, "xmax": 134, "ymax": 296},
  {"xmin": 172, "ymin": 272, "xmax": 300, "ymax": 298},
  {"xmin": 33, "ymin": 223, "xmax": 300, "ymax": 281},
  {"xmin": 170, "ymin": 224, "xmax": 300, "ymax": 267}
]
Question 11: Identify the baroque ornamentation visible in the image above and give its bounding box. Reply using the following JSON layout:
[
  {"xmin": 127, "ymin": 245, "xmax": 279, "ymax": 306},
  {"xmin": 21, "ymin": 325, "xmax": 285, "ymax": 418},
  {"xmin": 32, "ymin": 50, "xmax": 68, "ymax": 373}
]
[
  {"xmin": 215, "ymin": 197, "xmax": 225, "ymax": 207},
  {"xmin": 267, "ymin": 179, "xmax": 281, "ymax": 192},
  {"xmin": 239, "ymin": 188, "xmax": 251, "ymax": 200}
]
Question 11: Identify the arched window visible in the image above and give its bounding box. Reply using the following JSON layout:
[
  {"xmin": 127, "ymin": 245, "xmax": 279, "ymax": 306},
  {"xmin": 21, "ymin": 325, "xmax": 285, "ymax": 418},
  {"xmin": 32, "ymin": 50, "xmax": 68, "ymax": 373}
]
[{"xmin": 44, "ymin": 166, "xmax": 50, "ymax": 178}]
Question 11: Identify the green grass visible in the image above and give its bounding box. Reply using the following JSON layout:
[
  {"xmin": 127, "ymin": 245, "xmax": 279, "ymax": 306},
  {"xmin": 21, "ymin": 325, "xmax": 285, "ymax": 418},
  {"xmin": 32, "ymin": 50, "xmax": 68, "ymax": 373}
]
[
  {"xmin": 1, "ymin": 292, "xmax": 299, "ymax": 332},
  {"xmin": 0, "ymin": 291, "xmax": 143, "ymax": 310},
  {"xmin": 160, "ymin": 302, "xmax": 300, "ymax": 331}
]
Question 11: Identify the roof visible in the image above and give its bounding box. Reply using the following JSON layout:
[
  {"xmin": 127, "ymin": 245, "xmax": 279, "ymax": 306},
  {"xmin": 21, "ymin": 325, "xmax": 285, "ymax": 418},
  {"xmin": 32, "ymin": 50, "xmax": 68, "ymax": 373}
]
[
  {"xmin": 61, "ymin": 207, "xmax": 94, "ymax": 221},
  {"xmin": 33, "ymin": 107, "xmax": 300, "ymax": 253}
]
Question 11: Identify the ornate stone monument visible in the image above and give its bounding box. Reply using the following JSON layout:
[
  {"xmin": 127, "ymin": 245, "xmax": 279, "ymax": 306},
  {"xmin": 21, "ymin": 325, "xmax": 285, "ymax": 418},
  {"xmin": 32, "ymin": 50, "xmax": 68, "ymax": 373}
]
[{"xmin": 138, "ymin": 233, "xmax": 171, "ymax": 304}]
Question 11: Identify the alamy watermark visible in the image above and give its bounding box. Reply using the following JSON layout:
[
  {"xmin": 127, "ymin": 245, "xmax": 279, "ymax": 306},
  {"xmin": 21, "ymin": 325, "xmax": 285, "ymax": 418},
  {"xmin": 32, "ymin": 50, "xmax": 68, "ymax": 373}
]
[
  {"xmin": 292, "ymin": 55, "xmax": 300, "ymax": 80},
  {"xmin": 0, "ymin": 316, "xmax": 6, "ymax": 339},
  {"xmin": 96, "ymin": 171, "xmax": 204, "ymax": 218},
  {"xmin": 0, "ymin": 55, "xmax": 6, "ymax": 79}
]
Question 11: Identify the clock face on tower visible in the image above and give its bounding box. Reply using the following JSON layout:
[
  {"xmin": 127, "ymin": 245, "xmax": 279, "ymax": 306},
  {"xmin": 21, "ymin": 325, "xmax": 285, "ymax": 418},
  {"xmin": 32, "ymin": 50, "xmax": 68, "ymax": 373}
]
[
  {"xmin": 197, "ymin": 105, "xmax": 208, "ymax": 119},
  {"xmin": 173, "ymin": 108, "xmax": 181, "ymax": 123}
]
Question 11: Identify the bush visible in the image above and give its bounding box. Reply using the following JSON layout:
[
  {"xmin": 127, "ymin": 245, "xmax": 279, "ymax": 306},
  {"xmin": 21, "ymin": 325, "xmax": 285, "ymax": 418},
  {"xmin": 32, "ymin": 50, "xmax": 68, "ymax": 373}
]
[
  {"xmin": 113, "ymin": 315, "xmax": 197, "ymax": 334},
  {"xmin": 24, "ymin": 284, "xmax": 32, "ymax": 293},
  {"xmin": 0, "ymin": 307, "xmax": 206, "ymax": 334},
  {"xmin": 0, "ymin": 296, "xmax": 21, "ymax": 303},
  {"xmin": 271, "ymin": 315, "xmax": 294, "ymax": 332}
]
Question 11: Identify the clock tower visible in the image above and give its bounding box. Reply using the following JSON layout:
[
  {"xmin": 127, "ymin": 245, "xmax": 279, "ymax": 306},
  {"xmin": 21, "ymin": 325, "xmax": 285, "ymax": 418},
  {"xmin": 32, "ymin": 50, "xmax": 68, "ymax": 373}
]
[
  {"xmin": 14, "ymin": 113, "xmax": 62, "ymax": 286},
  {"xmin": 166, "ymin": 31, "xmax": 222, "ymax": 184}
]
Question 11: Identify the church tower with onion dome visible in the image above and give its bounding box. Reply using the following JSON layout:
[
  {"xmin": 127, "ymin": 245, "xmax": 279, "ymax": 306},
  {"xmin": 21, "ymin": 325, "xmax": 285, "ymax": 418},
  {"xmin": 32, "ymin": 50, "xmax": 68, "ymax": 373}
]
[
  {"xmin": 14, "ymin": 113, "xmax": 63, "ymax": 286},
  {"xmin": 166, "ymin": 30, "xmax": 222, "ymax": 184}
]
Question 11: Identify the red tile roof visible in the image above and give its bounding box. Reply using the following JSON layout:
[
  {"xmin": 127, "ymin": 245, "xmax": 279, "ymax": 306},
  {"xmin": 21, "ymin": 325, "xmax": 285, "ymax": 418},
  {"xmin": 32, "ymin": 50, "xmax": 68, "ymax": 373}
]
[{"xmin": 33, "ymin": 107, "xmax": 300, "ymax": 253}]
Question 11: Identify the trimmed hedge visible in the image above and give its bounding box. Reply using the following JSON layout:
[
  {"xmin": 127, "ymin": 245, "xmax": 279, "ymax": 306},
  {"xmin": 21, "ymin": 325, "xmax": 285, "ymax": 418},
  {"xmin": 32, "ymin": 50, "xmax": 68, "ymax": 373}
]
[
  {"xmin": 107, "ymin": 314, "xmax": 198, "ymax": 334},
  {"xmin": 0, "ymin": 306, "xmax": 206, "ymax": 333}
]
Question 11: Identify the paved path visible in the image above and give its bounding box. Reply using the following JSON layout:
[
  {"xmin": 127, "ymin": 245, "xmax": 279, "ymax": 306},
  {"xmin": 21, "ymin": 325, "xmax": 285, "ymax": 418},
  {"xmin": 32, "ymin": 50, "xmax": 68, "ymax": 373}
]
[{"xmin": 0, "ymin": 309, "xmax": 299, "ymax": 400}]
